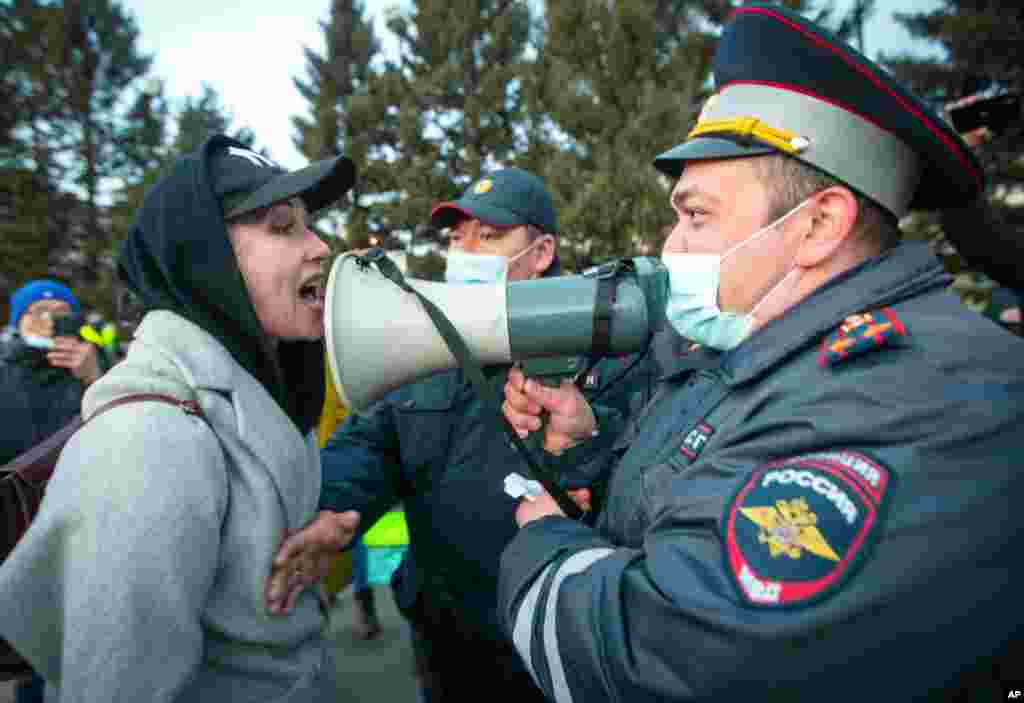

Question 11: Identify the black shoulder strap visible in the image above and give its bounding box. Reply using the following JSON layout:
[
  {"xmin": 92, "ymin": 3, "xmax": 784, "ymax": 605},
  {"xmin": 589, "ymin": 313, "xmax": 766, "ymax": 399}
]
[{"xmin": 573, "ymin": 257, "xmax": 640, "ymax": 394}]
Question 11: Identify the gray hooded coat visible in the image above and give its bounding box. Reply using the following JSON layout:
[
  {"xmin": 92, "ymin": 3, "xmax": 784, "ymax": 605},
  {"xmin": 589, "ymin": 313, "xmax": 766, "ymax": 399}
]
[{"xmin": 0, "ymin": 136, "xmax": 336, "ymax": 702}]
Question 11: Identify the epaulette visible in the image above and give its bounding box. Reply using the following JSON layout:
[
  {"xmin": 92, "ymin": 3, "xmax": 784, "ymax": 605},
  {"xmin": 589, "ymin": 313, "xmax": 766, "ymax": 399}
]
[{"xmin": 817, "ymin": 308, "xmax": 909, "ymax": 368}]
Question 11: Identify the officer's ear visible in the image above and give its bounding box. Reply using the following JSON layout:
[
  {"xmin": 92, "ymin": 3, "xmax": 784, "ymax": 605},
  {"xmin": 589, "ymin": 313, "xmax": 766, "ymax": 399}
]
[
  {"xmin": 794, "ymin": 186, "xmax": 859, "ymax": 269},
  {"xmin": 525, "ymin": 231, "xmax": 556, "ymax": 279}
]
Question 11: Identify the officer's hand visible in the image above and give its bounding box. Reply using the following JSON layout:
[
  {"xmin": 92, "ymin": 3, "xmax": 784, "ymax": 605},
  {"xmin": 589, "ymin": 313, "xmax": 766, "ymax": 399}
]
[
  {"xmin": 47, "ymin": 337, "xmax": 101, "ymax": 386},
  {"xmin": 265, "ymin": 510, "xmax": 360, "ymax": 616},
  {"xmin": 503, "ymin": 366, "xmax": 597, "ymax": 455}
]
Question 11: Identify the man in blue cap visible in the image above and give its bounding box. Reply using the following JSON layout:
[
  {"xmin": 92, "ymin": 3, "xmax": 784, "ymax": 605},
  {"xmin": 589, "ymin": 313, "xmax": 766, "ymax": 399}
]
[
  {"xmin": 499, "ymin": 4, "xmax": 1023, "ymax": 701},
  {"xmin": 267, "ymin": 167, "xmax": 660, "ymax": 702}
]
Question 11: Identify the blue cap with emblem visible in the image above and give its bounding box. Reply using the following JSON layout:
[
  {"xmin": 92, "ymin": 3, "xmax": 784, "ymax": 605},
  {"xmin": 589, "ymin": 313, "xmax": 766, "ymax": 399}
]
[
  {"xmin": 431, "ymin": 167, "xmax": 558, "ymax": 234},
  {"xmin": 653, "ymin": 3, "xmax": 984, "ymax": 219}
]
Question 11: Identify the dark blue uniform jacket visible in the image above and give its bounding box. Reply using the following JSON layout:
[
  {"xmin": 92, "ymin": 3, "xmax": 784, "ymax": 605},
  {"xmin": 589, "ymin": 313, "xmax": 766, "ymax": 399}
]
[
  {"xmin": 498, "ymin": 242, "xmax": 1024, "ymax": 702},
  {"xmin": 320, "ymin": 351, "xmax": 660, "ymax": 643}
]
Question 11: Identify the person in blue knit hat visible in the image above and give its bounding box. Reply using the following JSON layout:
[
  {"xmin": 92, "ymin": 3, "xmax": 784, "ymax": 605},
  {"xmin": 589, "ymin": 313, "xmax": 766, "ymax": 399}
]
[
  {"xmin": 1, "ymin": 279, "xmax": 104, "ymax": 464},
  {"xmin": 2, "ymin": 279, "xmax": 104, "ymax": 703}
]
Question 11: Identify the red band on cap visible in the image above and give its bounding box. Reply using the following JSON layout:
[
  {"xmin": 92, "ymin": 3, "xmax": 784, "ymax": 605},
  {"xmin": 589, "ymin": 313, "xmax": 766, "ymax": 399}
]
[
  {"xmin": 733, "ymin": 6, "xmax": 981, "ymax": 191},
  {"xmin": 430, "ymin": 202, "xmax": 476, "ymax": 223}
]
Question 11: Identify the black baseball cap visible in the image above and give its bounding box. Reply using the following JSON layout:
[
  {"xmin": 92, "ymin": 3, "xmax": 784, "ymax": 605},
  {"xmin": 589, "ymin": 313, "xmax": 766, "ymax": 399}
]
[
  {"xmin": 210, "ymin": 137, "xmax": 356, "ymax": 219},
  {"xmin": 431, "ymin": 167, "xmax": 558, "ymax": 234}
]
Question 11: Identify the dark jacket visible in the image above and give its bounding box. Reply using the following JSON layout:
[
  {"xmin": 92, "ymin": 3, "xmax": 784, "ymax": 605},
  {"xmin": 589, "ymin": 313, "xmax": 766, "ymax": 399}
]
[
  {"xmin": 499, "ymin": 242, "xmax": 1024, "ymax": 702},
  {"xmin": 320, "ymin": 351, "xmax": 660, "ymax": 643},
  {"xmin": 0, "ymin": 337, "xmax": 84, "ymax": 465}
]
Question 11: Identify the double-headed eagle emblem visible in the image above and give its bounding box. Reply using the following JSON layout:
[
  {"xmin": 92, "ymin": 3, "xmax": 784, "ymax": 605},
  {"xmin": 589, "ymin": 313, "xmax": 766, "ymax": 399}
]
[{"xmin": 740, "ymin": 498, "xmax": 841, "ymax": 562}]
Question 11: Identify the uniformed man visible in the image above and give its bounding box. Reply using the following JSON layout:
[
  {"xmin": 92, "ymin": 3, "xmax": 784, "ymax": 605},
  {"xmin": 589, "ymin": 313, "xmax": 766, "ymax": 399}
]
[{"xmin": 500, "ymin": 5, "xmax": 1023, "ymax": 701}]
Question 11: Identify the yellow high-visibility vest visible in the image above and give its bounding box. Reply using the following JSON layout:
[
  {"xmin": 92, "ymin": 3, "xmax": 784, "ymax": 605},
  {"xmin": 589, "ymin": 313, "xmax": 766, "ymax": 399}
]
[
  {"xmin": 317, "ymin": 360, "xmax": 350, "ymax": 448},
  {"xmin": 78, "ymin": 324, "xmax": 105, "ymax": 347}
]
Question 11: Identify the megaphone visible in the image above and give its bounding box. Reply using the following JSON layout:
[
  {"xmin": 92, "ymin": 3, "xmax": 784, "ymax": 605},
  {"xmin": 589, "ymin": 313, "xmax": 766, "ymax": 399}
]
[{"xmin": 324, "ymin": 251, "xmax": 668, "ymax": 413}]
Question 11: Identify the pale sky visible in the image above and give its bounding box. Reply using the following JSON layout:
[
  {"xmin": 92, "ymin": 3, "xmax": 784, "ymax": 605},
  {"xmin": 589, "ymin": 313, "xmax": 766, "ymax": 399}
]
[{"xmin": 122, "ymin": 0, "xmax": 944, "ymax": 171}]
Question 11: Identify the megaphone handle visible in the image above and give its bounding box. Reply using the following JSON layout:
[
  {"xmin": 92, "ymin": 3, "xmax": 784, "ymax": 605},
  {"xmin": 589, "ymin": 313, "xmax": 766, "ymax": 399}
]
[
  {"xmin": 524, "ymin": 408, "xmax": 551, "ymax": 454},
  {"xmin": 520, "ymin": 351, "xmax": 600, "ymax": 455}
]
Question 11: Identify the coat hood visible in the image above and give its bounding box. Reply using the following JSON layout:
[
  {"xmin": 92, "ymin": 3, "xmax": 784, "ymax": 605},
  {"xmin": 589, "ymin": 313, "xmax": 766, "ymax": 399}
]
[{"xmin": 117, "ymin": 135, "xmax": 351, "ymax": 434}]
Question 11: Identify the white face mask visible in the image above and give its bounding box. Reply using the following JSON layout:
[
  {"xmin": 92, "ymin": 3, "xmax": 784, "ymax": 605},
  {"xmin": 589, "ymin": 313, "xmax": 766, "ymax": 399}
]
[
  {"xmin": 444, "ymin": 238, "xmax": 542, "ymax": 284},
  {"xmin": 662, "ymin": 198, "xmax": 811, "ymax": 350},
  {"xmin": 22, "ymin": 334, "xmax": 54, "ymax": 350}
]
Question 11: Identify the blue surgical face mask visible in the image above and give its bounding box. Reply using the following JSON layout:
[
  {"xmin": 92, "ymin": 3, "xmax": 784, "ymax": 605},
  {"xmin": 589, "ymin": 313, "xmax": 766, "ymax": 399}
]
[
  {"xmin": 21, "ymin": 334, "xmax": 54, "ymax": 350},
  {"xmin": 662, "ymin": 198, "xmax": 811, "ymax": 350},
  {"xmin": 444, "ymin": 237, "xmax": 542, "ymax": 284}
]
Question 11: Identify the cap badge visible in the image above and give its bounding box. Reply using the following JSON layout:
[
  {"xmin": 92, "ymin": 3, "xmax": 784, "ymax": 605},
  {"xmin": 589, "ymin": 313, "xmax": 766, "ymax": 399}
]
[{"xmin": 474, "ymin": 179, "xmax": 493, "ymax": 194}]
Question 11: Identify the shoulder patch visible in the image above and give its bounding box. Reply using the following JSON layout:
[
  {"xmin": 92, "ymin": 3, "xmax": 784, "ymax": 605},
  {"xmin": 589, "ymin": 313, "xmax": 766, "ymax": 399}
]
[
  {"xmin": 724, "ymin": 451, "xmax": 893, "ymax": 608},
  {"xmin": 817, "ymin": 308, "xmax": 908, "ymax": 368}
]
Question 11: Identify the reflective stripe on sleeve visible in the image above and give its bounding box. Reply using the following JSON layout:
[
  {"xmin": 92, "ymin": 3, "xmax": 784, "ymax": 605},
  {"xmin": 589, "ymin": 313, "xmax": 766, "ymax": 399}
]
[
  {"xmin": 513, "ymin": 548, "xmax": 614, "ymax": 703},
  {"xmin": 512, "ymin": 561, "xmax": 555, "ymax": 686}
]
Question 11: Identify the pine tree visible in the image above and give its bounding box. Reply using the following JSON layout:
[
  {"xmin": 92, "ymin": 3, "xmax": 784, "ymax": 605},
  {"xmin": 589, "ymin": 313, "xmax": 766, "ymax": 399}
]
[
  {"xmin": 172, "ymin": 84, "xmax": 256, "ymax": 156},
  {"xmin": 0, "ymin": 169, "xmax": 80, "ymax": 317},
  {"xmin": 524, "ymin": 0, "xmax": 836, "ymax": 271},
  {"xmin": 57, "ymin": 0, "xmax": 151, "ymax": 295},
  {"xmin": 344, "ymin": 0, "xmax": 537, "ymax": 260},
  {"xmin": 117, "ymin": 78, "xmax": 170, "ymax": 183},
  {"xmin": 106, "ymin": 78, "xmax": 172, "ymax": 314},
  {"xmin": 524, "ymin": 0, "xmax": 720, "ymax": 270},
  {"xmin": 883, "ymin": 0, "xmax": 1024, "ymax": 304},
  {"xmin": 292, "ymin": 0, "xmax": 380, "ymax": 251},
  {"xmin": 1, "ymin": 0, "xmax": 70, "ymax": 312},
  {"xmin": 832, "ymin": 0, "xmax": 875, "ymax": 55},
  {"xmin": 0, "ymin": 0, "xmax": 152, "ymax": 317}
]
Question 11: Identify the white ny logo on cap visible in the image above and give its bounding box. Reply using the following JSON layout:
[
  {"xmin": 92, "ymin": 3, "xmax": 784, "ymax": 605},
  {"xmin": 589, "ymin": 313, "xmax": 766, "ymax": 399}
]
[{"xmin": 227, "ymin": 146, "xmax": 277, "ymax": 169}]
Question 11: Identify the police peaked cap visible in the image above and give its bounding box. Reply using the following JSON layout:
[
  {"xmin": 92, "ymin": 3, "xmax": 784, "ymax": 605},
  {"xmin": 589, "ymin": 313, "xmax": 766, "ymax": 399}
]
[{"xmin": 654, "ymin": 3, "xmax": 984, "ymax": 218}]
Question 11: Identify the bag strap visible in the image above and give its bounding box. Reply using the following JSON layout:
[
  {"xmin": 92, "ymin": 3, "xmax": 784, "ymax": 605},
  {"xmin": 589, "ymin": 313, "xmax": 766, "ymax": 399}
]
[
  {"xmin": 5, "ymin": 394, "xmax": 204, "ymax": 484},
  {"xmin": 89, "ymin": 393, "xmax": 202, "ymax": 424},
  {"xmin": 359, "ymin": 250, "xmax": 585, "ymax": 520}
]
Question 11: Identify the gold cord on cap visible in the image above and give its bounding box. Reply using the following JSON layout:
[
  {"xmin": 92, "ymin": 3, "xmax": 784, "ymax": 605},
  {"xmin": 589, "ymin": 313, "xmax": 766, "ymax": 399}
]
[{"xmin": 688, "ymin": 117, "xmax": 809, "ymax": 154}]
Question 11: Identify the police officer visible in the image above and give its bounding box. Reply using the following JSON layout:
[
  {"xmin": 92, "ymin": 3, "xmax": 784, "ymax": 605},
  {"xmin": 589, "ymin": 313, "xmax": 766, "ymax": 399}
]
[
  {"xmin": 500, "ymin": 5, "xmax": 1023, "ymax": 701},
  {"xmin": 266, "ymin": 168, "xmax": 659, "ymax": 702}
]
